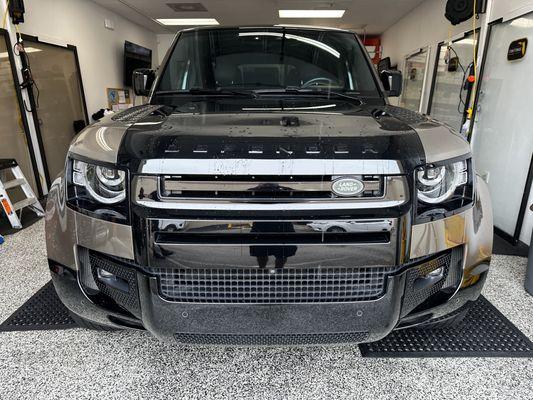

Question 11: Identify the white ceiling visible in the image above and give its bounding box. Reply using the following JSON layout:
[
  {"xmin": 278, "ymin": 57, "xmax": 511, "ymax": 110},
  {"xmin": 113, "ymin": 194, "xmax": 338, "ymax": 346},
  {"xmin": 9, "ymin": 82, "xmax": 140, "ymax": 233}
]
[{"xmin": 91, "ymin": 0, "xmax": 427, "ymax": 35}]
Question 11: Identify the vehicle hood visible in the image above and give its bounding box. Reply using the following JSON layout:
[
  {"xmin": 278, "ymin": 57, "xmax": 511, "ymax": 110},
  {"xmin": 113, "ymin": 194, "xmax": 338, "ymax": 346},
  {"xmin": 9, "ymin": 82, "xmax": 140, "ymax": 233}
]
[{"xmin": 69, "ymin": 97, "xmax": 471, "ymax": 174}]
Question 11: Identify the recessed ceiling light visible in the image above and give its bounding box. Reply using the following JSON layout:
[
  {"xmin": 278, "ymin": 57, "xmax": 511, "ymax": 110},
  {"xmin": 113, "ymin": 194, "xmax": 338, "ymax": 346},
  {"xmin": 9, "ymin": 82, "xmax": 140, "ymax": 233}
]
[
  {"xmin": 278, "ymin": 10, "xmax": 345, "ymax": 18},
  {"xmin": 156, "ymin": 18, "xmax": 219, "ymax": 25}
]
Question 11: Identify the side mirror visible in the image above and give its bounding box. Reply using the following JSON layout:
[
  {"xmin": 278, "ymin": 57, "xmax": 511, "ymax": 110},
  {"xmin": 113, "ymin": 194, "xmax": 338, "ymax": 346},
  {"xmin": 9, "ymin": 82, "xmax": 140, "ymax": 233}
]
[
  {"xmin": 380, "ymin": 70, "xmax": 403, "ymax": 97},
  {"xmin": 132, "ymin": 69, "xmax": 156, "ymax": 97}
]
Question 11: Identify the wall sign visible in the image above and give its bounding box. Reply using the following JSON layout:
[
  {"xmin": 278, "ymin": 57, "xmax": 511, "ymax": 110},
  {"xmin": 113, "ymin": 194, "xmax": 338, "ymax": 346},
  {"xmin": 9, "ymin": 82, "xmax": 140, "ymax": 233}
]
[{"xmin": 508, "ymin": 38, "xmax": 528, "ymax": 61}]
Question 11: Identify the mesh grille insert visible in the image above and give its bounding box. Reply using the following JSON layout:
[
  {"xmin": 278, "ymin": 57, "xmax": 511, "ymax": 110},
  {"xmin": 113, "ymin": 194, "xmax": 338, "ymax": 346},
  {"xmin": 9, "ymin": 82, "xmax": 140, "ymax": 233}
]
[
  {"xmin": 174, "ymin": 332, "xmax": 369, "ymax": 346},
  {"xmin": 146, "ymin": 266, "xmax": 403, "ymax": 303}
]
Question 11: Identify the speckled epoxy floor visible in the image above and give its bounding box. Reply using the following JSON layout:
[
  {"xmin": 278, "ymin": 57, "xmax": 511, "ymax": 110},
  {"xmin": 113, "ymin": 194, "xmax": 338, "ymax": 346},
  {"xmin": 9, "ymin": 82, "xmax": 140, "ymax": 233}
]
[{"xmin": 0, "ymin": 220, "xmax": 532, "ymax": 400}]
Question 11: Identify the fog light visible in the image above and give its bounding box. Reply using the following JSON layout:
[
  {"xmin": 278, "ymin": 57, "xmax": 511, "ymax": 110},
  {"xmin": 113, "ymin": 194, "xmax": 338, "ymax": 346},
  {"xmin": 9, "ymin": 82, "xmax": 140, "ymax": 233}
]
[
  {"xmin": 97, "ymin": 268, "xmax": 115, "ymax": 280},
  {"xmin": 414, "ymin": 266, "xmax": 445, "ymax": 291},
  {"xmin": 427, "ymin": 267, "xmax": 444, "ymax": 278},
  {"xmin": 97, "ymin": 268, "xmax": 130, "ymax": 293}
]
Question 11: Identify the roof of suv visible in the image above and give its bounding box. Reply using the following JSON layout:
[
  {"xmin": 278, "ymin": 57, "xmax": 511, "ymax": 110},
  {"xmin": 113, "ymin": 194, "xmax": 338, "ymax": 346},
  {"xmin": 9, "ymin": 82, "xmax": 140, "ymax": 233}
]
[{"xmin": 179, "ymin": 25, "xmax": 356, "ymax": 34}]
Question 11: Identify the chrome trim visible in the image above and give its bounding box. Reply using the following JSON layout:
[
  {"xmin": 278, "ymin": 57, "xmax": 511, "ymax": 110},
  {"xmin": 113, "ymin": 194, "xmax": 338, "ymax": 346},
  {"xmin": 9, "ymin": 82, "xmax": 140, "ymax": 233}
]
[
  {"xmin": 133, "ymin": 176, "xmax": 408, "ymax": 210},
  {"xmin": 138, "ymin": 200, "xmax": 406, "ymax": 211},
  {"xmin": 74, "ymin": 212, "xmax": 135, "ymax": 260},
  {"xmin": 139, "ymin": 159, "xmax": 403, "ymax": 175}
]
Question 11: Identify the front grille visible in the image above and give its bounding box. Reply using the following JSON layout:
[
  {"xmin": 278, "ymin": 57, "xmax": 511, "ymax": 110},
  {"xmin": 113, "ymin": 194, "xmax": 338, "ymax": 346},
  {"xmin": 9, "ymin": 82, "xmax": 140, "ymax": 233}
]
[
  {"xmin": 174, "ymin": 331, "xmax": 369, "ymax": 346},
  {"xmin": 146, "ymin": 265, "xmax": 403, "ymax": 303},
  {"xmin": 160, "ymin": 174, "xmax": 384, "ymax": 200}
]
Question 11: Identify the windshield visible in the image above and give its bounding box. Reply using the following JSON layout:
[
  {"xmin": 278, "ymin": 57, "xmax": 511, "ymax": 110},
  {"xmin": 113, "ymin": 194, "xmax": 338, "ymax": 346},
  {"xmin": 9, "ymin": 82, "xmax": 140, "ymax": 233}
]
[{"xmin": 156, "ymin": 28, "xmax": 380, "ymax": 97}]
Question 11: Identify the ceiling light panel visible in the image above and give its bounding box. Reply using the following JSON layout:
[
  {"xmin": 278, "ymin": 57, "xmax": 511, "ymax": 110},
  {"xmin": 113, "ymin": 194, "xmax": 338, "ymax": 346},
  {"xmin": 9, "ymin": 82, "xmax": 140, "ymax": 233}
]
[
  {"xmin": 156, "ymin": 18, "xmax": 219, "ymax": 25},
  {"xmin": 279, "ymin": 9, "xmax": 345, "ymax": 18}
]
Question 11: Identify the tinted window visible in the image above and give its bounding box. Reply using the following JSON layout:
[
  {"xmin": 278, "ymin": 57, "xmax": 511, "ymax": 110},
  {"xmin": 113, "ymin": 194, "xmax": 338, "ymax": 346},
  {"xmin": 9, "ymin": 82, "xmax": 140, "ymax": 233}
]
[{"xmin": 157, "ymin": 28, "xmax": 379, "ymax": 96}]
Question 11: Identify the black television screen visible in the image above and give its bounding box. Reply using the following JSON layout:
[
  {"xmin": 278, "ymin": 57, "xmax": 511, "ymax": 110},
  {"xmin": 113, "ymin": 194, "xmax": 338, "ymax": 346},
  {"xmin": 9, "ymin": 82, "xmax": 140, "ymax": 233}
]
[{"xmin": 124, "ymin": 41, "xmax": 152, "ymax": 87}]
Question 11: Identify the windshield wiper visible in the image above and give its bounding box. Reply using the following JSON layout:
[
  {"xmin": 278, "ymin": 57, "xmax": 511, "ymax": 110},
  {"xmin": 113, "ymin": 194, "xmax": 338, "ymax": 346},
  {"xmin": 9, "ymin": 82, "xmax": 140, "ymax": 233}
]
[
  {"xmin": 252, "ymin": 88, "xmax": 365, "ymax": 104},
  {"xmin": 155, "ymin": 88, "xmax": 257, "ymax": 98}
]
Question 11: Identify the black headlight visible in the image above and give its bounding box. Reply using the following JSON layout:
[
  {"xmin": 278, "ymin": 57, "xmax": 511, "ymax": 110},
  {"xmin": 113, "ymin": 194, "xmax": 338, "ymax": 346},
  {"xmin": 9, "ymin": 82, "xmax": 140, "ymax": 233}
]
[
  {"xmin": 66, "ymin": 158, "xmax": 129, "ymax": 223},
  {"xmin": 415, "ymin": 157, "xmax": 474, "ymax": 222}
]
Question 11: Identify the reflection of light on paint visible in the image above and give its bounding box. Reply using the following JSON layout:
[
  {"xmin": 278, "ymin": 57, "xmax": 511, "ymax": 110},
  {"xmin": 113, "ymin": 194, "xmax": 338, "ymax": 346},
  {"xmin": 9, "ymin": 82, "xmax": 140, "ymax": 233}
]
[
  {"xmin": 95, "ymin": 127, "xmax": 113, "ymax": 152},
  {"xmin": 243, "ymin": 104, "xmax": 337, "ymax": 111},
  {"xmin": 238, "ymin": 32, "xmax": 340, "ymax": 58},
  {"xmin": 239, "ymin": 32, "xmax": 283, "ymax": 38}
]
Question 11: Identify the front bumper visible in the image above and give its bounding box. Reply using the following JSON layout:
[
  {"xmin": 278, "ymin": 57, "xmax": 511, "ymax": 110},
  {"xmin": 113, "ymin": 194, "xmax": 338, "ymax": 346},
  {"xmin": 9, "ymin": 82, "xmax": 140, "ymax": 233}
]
[
  {"xmin": 49, "ymin": 244, "xmax": 485, "ymax": 345},
  {"xmin": 45, "ymin": 175, "xmax": 493, "ymax": 345}
]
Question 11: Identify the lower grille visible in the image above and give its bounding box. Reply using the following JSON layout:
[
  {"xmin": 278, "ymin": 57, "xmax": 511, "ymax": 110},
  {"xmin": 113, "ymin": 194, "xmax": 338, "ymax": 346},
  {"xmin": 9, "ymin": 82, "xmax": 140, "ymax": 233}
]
[
  {"xmin": 88, "ymin": 252, "xmax": 140, "ymax": 313},
  {"xmin": 174, "ymin": 332, "xmax": 369, "ymax": 346},
  {"xmin": 146, "ymin": 265, "xmax": 403, "ymax": 303}
]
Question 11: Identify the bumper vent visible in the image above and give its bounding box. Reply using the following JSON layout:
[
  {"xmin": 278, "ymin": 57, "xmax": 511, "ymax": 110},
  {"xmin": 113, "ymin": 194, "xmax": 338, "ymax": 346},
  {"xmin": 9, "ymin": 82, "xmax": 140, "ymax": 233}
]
[
  {"xmin": 88, "ymin": 252, "xmax": 140, "ymax": 313},
  {"xmin": 174, "ymin": 331, "xmax": 369, "ymax": 346},
  {"xmin": 146, "ymin": 265, "xmax": 403, "ymax": 304},
  {"xmin": 400, "ymin": 247, "xmax": 461, "ymax": 316}
]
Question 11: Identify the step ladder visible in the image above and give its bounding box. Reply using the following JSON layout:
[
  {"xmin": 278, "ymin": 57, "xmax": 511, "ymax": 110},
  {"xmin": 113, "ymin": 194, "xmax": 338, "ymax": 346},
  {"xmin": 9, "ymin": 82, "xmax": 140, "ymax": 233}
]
[{"xmin": 0, "ymin": 159, "xmax": 44, "ymax": 229}]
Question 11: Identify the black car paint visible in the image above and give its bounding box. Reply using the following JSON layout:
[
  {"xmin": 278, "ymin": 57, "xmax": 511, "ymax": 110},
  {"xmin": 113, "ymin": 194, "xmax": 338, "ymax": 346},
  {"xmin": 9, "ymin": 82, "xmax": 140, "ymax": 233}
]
[
  {"xmin": 117, "ymin": 98, "xmax": 428, "ymax": 174},
  {"xmin": 112, "ymin": 97, "xmax": 432, "ymax": 267}
]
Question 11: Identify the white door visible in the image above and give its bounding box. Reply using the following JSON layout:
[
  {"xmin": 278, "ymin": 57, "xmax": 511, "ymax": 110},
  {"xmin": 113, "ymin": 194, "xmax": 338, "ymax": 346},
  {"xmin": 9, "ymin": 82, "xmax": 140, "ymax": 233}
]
[{"xmin": 472, "ymin": 13, "xmax": 533, "ymax": 243}]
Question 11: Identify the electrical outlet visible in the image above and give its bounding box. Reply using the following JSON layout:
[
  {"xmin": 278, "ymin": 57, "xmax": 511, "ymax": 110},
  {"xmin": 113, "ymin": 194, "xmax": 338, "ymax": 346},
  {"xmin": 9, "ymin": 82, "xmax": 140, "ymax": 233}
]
[{"xmin": 104, "ymin": 19, "xmax": 115, "ymax": 31}]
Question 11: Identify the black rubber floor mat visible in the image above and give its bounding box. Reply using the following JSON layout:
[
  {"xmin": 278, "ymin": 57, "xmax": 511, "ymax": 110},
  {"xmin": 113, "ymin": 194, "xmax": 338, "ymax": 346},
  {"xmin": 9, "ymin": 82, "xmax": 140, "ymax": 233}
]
[
  {"xmin": 493, "ymin": 233, "xmax": 529, "ymax": 257},
  {"xmin": 0, "ymin": 281, "xmax": 76, "ymax": 332},
  {"xmin": 359, "ymin": 295, "xmax": 533, "ymax": 357}
]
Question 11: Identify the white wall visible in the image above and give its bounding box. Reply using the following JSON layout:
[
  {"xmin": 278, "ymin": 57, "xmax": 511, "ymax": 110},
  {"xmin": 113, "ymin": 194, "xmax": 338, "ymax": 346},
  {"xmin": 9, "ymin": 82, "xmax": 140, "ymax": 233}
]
[
  {"xmin": 21, "ymin": 0, "xmax": 158, "ymax": 115},
  {"xmin": 157, "ymin": 34, "xmax": 176, "ymax": 66},
  {"xmin": 381, "ymin": 0, "xmax": 485, "ymax": 111},
  {"xmin": 491, "ymin": 0, "xmax": 533, "ymax": 21}
]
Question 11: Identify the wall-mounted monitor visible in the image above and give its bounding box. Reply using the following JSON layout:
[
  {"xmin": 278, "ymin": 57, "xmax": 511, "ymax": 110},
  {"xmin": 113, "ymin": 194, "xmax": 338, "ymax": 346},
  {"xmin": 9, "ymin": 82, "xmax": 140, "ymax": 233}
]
[{"xmin": 124, "ymin": 41, "xmax": 152, "ymax": 87}]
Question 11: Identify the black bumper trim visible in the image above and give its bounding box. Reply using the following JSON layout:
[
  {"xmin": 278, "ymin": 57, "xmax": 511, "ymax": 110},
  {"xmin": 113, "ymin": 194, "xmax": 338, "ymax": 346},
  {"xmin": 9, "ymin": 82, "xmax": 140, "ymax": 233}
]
[{"xmin": 137, "ymin": 273, "xmax": 404, "ymax": 343}]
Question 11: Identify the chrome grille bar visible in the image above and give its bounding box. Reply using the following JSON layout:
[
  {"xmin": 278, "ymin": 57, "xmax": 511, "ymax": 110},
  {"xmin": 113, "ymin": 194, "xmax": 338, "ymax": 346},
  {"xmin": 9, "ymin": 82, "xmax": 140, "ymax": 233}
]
[
  {"xmin": 139, "ymin": 158, "xmax": 403, "ymax": 176},
  {"xmin": 133, "ymin": 175, "xmax": 408, "ymax": 209}
]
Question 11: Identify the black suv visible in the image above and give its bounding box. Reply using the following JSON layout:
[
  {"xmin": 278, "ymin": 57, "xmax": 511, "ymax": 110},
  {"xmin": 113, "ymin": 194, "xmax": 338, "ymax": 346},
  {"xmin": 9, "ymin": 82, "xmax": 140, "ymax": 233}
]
[{"xmin": 45, "ymin": 26, "xmax": 493, "ymax": 345}]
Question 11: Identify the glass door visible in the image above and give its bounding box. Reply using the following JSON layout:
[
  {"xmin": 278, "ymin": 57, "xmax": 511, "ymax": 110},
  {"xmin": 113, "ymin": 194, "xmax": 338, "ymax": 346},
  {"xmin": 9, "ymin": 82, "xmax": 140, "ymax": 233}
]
[
  {"xmin": 23, "ymin": 37, "xmax": 88, "ymax": 182},
  {"xmin": 400, "ymin": 47, "xmax": 430, "ymax": 112},
  {"xmin": 428, "ymin": 32, "xmax": 477, "ymax": 132},
  {"xmin": 472, "ymin": 13, "xmax": 533, "ymax": 242},
  {"xmin": 0, "ymin": 30, "xmax": 40, "ymax": 196}
]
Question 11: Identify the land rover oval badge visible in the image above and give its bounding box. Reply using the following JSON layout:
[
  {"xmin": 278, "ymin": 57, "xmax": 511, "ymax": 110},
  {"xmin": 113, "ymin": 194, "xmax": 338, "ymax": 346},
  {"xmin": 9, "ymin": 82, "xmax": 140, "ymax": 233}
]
[{"xmin": 331, "ymin": 177, "xmax": 364, "ymax": 197}]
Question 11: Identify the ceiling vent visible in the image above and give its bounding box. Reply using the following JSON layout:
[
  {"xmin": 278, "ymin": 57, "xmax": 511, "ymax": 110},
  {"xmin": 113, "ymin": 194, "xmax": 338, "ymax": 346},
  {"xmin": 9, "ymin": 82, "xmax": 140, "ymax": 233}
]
[{"xmin": 167, "ymin": 3, "xmax": 208, "ymax": 12}]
